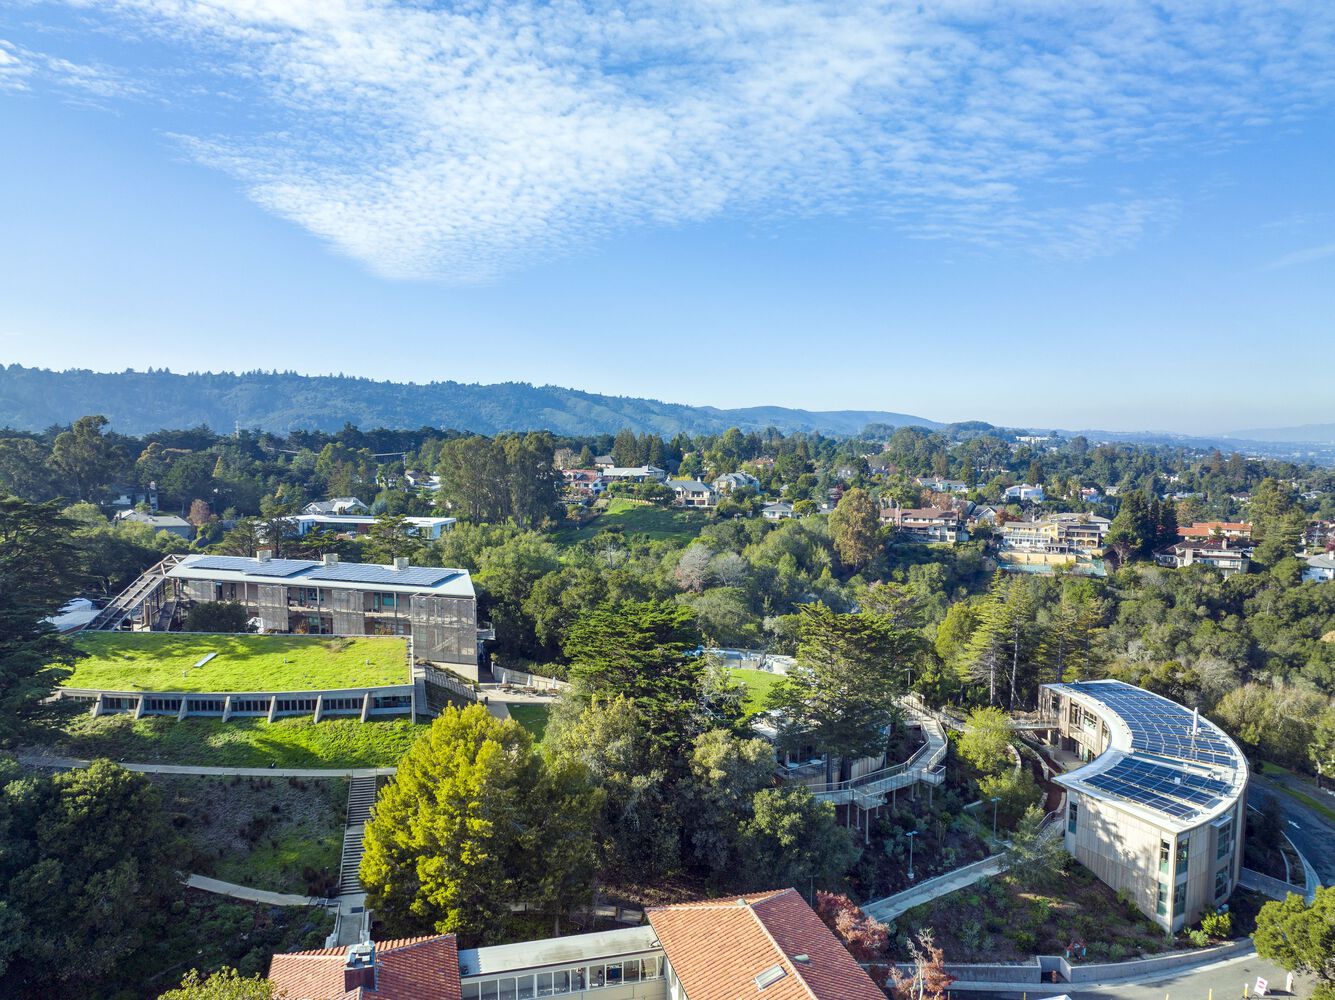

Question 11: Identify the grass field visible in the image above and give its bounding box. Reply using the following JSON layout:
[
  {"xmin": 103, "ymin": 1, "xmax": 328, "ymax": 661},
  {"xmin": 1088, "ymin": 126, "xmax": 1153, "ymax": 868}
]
[
  {"xmin": 64, "ymin": 632, "xmax": 409, "ymax": 693},
  {"xmin": 48, "ymin": 714, "xmax": 424, "ymax": 768},
  {"xmin": 507, "ymin": 703, "xmax": 551, "ymax": 746},
  {"xmin": 729, "ymin": 667, "xmax": 783, "ymax": 717},
  {"xmin": 553, "ymin": 498, "xmax": 709, "ymax": 546}
]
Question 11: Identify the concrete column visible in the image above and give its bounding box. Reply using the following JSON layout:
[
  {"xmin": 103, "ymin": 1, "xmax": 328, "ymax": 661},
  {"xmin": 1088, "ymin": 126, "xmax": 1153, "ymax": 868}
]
[
  {"xmin": 221, "ymin": 695, "xmax": 233, "ymax": 723},
  {"xmin": 267, "ymin": 695, "xmax": 278, "ymax": 723},
  {"xmin": 361, "ymin": 691, "xmax": 372, "ymax": 722},
  {"xmin": 134, "ymin": 695, "xmax": 146, "ymax": 720},
  {"xmin": 91, "ymin": 693, "xmax": 104, "ymax": 718},
  {"xmin": 177, "ymin": 697, "xmax": 189, "ymax": 721},
  {"xmin": 313, "ymin": 694, "xmax": 324, "ymax": 723}
]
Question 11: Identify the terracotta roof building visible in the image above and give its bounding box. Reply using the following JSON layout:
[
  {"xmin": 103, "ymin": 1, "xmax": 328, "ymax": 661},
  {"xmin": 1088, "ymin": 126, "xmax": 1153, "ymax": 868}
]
[
  {"xmin": 268, "ymin": 937, "xmax": 462, "ymax": 1000},
  {"xmin": 646, "ymin": 888, "xmax": 885, "ymax": 1000}
]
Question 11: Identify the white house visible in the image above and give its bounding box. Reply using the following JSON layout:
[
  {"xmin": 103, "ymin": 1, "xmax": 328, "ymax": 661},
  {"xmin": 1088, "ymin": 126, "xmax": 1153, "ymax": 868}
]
[
  {"xmin": 761, "ymin": 501, "xmax": 796, "ymax": 520},
  {"xmin": 600, "ymin": 465, "xmax": 668, "ymax": 483},
  {"xmin": 667, "ymin": 479, "xmax": 715, "ymax": 508},
  {"xmin": 1303, "ymin": 552, "xmax": 1335, "ymax": 583},
  {"xmin": 916, "ymin": 476, "xmax": 969, "ymax": 494},
  {"xmin": 114, "ymin": 509, "xmax": 195, "ymax": 539},
  {"xmin": 303, "ymin": 497, "xmax": 370, "ymax": 516},
  {"xmin": 1005, "ymin": 483, "xmax": 1045, "ymax": 502}
]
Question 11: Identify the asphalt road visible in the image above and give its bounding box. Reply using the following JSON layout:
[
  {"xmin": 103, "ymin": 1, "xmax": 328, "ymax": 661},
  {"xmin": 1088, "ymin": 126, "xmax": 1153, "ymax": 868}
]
[{"xmin": 1247, "ymin": 773, "xmax": 1335, "ymax": 888}]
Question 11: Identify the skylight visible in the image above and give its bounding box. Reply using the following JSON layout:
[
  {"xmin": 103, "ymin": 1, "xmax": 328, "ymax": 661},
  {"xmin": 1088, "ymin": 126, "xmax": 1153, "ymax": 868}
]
[{"xmin": 755, "ymin": 964, "xmax": 787, "ymax": 989}]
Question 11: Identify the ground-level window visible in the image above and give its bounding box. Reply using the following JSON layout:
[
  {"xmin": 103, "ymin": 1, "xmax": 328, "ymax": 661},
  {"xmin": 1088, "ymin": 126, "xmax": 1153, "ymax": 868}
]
[
  {"xmin": 1176, "ymin": 837, "xmax": 1190, "ymax": 873},
  {"xmin": 1215, "ymin": 865, "xmax": 1231, "ymax": 900},
  {"xmin": 461, "ymin": 956, "xmax": 663, "ymax": 999},
  {"xmin": 1157, "ymin": 882, "xmax": 1169, "ymax": 917},
  {"xmin": 1067, "ymin": 801, "xmax": 1078, "ymax": 834}
]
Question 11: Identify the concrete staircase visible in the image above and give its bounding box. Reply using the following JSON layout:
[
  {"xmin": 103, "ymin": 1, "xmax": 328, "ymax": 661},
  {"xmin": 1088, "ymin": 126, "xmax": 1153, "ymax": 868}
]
[{"xmin": 338, "ymin": 776, "xmax": 378, "ymax": 896}]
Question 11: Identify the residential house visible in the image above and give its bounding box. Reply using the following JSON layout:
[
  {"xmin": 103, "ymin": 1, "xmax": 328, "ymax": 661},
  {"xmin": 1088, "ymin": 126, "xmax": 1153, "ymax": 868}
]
[
  {"xmin": 880, "ymin": 505, "xmax": 964, "ymax": 544},
  {"xmin": 114, "ymin": 509, "xmax": 196, "ymax": 540},
  {"xmin": 269, "ymin": 889, "xmax": 882, "ymax": 1000},
  {"xmin": 1154, "ymin": 539, "xmax": 1251, "ymax": 578},
  {"xmin": 967, "ymin": 503, "xmax": 1000, "ymax": 526},
  {"xmin": 404, "ymin": 469, "xmax": 442, "ymax": 492},
  {"xmin": 593, "ymin": 454, "xmax": 616, "ymax": 469},
  {"xmin": 761, "ymin": 501, "xmax": 796, "ymax": 520},
  {"xmin": 561, "ymin": 469, "xmax": 607, "ymax": 498},
  {"xmin": 600, "ymin": 465, "xmax": 668, "ymax": 484},
  {"xmin": 108, "ymin": 482, "xmax": 159, "ymax": 510},
  {"xmin": 303, "ymin": 497, "xmax": 370, "ymax": 516},
  {"xmin": 292, "ymin": 514, "xmax": 456, "ymax": 540},
  {"xmin": 1004, "ymin": 483, "xmax": 1045, "ymax": 503},
  {"xmin": 1303, "ymin": 552, "xmax": 1335, "ymax": 583},
  {"xmin": 915, "ymin": 476, "xmax": 968, "ymax": 494},
  {"xmin": 712, "ymin": 471, "xmax": 760, "ymax": 493},
  {"xmin": 668, "ymin": 479, "xmax": 716, "ymax": 508},
  {"xmin": 1000, "ymin": 513, "xmax": 1110, "ymax": 556},
  {"xmin": 1178, "ymin": 521, "xmax": 1253, "ymax": 542}
]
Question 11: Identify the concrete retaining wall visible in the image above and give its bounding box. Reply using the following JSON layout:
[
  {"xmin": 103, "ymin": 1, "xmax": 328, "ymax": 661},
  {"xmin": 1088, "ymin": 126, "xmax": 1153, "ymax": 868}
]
[
  {"xmin": 60, "ymin": 683, "xmax": 416, "ymax": 721},
  {"xmin": 492, "ymin": 665, "xmax": 569, "ymax": 691},
  {"xmin": 1064, "ymin": 938, "xmax": 1252, "ymax": 983}
]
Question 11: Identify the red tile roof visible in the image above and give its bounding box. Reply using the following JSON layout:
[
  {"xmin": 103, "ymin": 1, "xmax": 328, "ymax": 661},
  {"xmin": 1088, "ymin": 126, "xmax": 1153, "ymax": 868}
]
[
  {"xmin": 268, "ymin": 936, "xmax": 461, "ymax": 1000},
  {"xmin": 646, "ymin": 888, "xmax": 884, "ymax": 1000}
]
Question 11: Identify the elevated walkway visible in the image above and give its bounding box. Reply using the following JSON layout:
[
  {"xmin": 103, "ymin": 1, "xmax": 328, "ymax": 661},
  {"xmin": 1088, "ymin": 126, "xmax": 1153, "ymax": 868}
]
[
  {"xmin": 83, "ymin": 554, "xmax": 184, "ymax": 631},
  {"xmin": 804, "ymin": 706, "xmax": 948, "ymax": 810}
]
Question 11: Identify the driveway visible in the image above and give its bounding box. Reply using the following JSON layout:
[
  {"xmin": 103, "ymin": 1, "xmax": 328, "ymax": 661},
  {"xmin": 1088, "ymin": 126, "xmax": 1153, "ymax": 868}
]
[{"xmin": 1248, "ymin": 773, "xmax": 1335, "ymax": 887}]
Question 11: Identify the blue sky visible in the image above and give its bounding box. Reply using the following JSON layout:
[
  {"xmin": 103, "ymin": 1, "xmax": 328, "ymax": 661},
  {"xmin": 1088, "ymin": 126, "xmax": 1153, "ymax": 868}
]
[{"xmin": 1, "ymin": 1, "xmax": 1333, "ymax": 435}]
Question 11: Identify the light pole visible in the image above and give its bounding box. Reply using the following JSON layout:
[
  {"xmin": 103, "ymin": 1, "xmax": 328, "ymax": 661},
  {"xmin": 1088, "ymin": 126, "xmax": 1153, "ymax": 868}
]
[
  {"xmin": 906, "ymin": 830, "xmax": 918, "ymax": 881},
  {"xmin": 990, "ymin": 796, "xmax": 1002, "ymax": 840}
]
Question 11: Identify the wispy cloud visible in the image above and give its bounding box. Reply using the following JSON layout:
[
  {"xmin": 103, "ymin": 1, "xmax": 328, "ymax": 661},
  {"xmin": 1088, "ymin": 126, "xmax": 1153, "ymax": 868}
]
[
  {"xmin": 0, "ymin": 35, "xmax": 140, "ymax": 100},
  {"xmin": 1263, "ymin": 242, "xmax": 1335, "ymax": 271},
  {"xmin": 20, "ymin": 1, "xmax": 1335, "ymax": 280}
]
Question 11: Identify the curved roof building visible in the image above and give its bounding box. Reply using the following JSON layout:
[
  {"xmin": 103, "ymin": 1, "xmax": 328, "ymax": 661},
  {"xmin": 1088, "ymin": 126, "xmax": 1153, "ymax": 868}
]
[{"xmin": 1039, "ymin": 680, "xmax": 1248, "ymax": 931}]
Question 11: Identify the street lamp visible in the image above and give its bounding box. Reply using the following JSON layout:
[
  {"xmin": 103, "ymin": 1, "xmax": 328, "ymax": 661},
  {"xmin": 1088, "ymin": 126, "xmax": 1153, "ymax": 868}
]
[
  {"xmin": 905, "ymin": 830, "xmax": 918, "ymax": 882},
  {"xmin": 990, "ymin": 796, "xmax": 1002, "ymax": 840}
]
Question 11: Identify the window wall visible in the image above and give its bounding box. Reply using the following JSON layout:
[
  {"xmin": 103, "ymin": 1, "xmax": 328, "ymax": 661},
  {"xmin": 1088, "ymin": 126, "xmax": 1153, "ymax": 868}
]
[{"xmin": 461, "ymin": 955, "xmax": 662, "ymax": 1000}]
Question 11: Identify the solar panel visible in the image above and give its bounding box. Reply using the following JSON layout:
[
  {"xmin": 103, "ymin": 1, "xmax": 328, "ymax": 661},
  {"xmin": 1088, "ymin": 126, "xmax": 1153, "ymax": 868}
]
[
  {"xmin": 185, "ymin": 556, "xmax": 315, "ymax": 578},
  {"xmin": 1084, "ymin": 756, "xmax": 1231, "ymax": 820},
  {"xmin": 304, "ymin": 563, "xmax": 456, "ymax": 588},
  {"xmin": 1067, "ymin": 682, "xmax": 1236, "ymax": 766}
]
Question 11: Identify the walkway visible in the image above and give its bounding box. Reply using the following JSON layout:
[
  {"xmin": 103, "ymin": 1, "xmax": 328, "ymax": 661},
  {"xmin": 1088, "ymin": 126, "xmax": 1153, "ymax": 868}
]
[
  {"xmin": 18, "ymin": 752, "xmax": 396, "ymax": 779},
  {"xmin": 338, "ymin": 775, "xmax": 377, "ymax": 896},
  {"xmin": 185, "ymin": 874, "xmax": 327, "ymax": 908},
  {"xmin": 862, "ymin": 854, "xmax": 1009, "ymax": 922}
]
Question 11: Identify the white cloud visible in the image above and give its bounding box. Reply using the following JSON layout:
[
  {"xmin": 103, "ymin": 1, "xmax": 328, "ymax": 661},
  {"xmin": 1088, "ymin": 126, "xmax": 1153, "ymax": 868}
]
[
  {"xmin": 0, "ymin": 35, "xmax": 139, "ymax": 99},
  {"xmin": 30, "ymin": 1, "xmax": 1335, "ymax": 280},
  {"xmin": 1263, "ymin": 242, "xmax": 1335, "ymax": 271}
]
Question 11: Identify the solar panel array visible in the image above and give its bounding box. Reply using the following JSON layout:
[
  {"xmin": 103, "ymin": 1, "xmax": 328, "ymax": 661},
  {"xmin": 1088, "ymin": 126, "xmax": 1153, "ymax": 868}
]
[
  {"xmin": 1085, "ymin": 756, "xmax": 1232, "ymax": 820},
  {"xmin": 1063, "ymin": 681, "xmax": 1241, "ymax": 822},
  {"xmin": 185, "ymin": 556, "xmax": 316, "ymax": 578},
  {"xmin": 1068, "ymin": 682, "xmax": 1236, "ymax": 766},
  {"xmin": 304, "ymin": 563, "xmax": 456, "ymax": 589}
]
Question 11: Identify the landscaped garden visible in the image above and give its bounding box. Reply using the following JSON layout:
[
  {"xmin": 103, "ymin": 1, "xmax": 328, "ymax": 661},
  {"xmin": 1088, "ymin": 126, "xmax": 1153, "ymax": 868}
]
[
  {"xmin": 64, "ymin": 632, "xmax": 409, "ymax": 693},
  {"xmin": 44, "ymin": 713, "xmax": 424, "ymax": 767},
  {"xmin": 552, "ymin": 497, "xmax": 709, "ymax": 546},
  {"xmin": 155, "ymin": 774, "xmax": 347, "ymax": 896},
  {"xmin": 728, "ymin": 667, "xmax": 783, "ymax": 717},
  {"xmin": 506, "ymin": 703, "xmax": 551, "ymax": 746}
]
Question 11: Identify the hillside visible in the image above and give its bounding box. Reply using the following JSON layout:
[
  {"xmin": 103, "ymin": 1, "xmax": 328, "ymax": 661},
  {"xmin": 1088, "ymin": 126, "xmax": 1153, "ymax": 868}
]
[{"xmin": 0, "ymin": 365, "xmax": 938, "ymax": 437}]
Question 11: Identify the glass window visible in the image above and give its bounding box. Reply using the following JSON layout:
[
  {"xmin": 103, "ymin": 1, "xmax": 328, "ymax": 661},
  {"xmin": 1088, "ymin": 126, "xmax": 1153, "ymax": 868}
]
[
  {"xmin": 497, "ymin": 979, "xmax": 517, "ymax": 1000},
  {"xmin": 1173, "ymin": 880, "xmax": 1185, "ymax": 914},
  {"xmin": 624, "ymin": 961, "xmax": 641, "ymax": 983},
  {"xmin": 1068, "ymin": 802, "xmax": 1078, "ymax": 834},
  {"xmin": 1216, "ymin": 820, "xmax": 1233, "ymax": 860},
  {"xmin": 463, "ymin": 986, "xmax": 480, "ymax": 1000},
  {"xmin": 535, "ymin": 973, "xmax": 552, "ymax": 997},
  {"xmin": 588, "ymin": 964, "xmax": 605, "ymax": 988},
  {"xmin": 1157, "ymin": 882, "xmax": 1169, "ymax": 917},
  {"xmin": 1159, "ymin": 840, "xmax": 1171, "ymax": 873},
  {"xmin": 1176, "ymin": 837, "xmax": 1190, "ymax": 874},
  {"xmin": 552, "ymin": 970, "xmax": 570, "ymax": 994},
  {"xmin": 606, "ymin": 963, "xmax": 622, "ymax": 984},
  {"xmin": 1216, "ymin": 866, "xmax": 1231, "ymax": 899},
  {"xmin": 571, "ymin": 968, "xmax": 586, "ymax": 990},
  {"xmin": 481, "ymin": 982, "xmax": 499, "ymax": 1000},
  {"xmin": 516, "ymin": 977, "xmax": 535, "ymax": 1000},
  {"xmin": 643, "ymin": 957, "xmax": 661, "ymax": 979}
]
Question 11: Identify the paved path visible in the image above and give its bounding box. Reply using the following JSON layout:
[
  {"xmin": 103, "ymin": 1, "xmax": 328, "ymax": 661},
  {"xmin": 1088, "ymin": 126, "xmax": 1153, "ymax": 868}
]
[
  {"xmin": 863, "ymin": 855, "xmax": 1009, "ymax": 922},
  {"xmin": 186, "ymin": 874, "xmax": 329, "ymax": 908},
  {"xmin": 963, "ymin": 947, "xmax": 1305, "ymax": 999},
  {"xmin": 19, "ymin": 752, "xmax": 396, "ymax": 779}
]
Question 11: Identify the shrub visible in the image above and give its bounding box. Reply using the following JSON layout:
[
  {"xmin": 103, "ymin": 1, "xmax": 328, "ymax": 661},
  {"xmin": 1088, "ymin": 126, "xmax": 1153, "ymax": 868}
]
[
  {"xmin": 1200, "ymin": 909, "xmax": 1232, "ymax": 938},
  {"xmin": 1012, "ymin": 929, "xmax": 1037, "ymax": 953},
  {"xmin": 1187, "ymin": 928, "xmax": 1210, "ymax": 947},
  {"xmin": 1107, "ymin": 942, "xmax": 1127, "ymax": 961}
]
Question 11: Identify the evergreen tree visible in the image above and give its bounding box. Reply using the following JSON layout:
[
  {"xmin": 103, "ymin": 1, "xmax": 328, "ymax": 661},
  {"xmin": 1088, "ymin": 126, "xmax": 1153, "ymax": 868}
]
[{"xmin": 829, "ymin": 487, "xmax": 881, "ymax": 572}]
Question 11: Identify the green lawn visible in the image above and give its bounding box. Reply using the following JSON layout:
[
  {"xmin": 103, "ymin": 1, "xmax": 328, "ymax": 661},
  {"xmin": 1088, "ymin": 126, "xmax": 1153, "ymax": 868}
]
[
  {"xmin": 729, "ymin": 667, "xmax": 783, "ymax": 717},
  {"xmin": 507, "ymin": 703, "xmax": 551, "ymax": 746},
  {"xmin": 64, "ymin": 632, "xmax": 409, "ymax": 693},
  {"xmin": 48, "ymin": 714, "xmax": 424, "ymax": 768},
  {"xmin": 553, "ymin": 498, "xmax": 709, "ymax": 546}
]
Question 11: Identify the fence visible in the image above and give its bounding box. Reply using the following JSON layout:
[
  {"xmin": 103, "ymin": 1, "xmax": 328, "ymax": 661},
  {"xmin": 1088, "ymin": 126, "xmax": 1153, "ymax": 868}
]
[
  {"xmin": 423, "ymin": 665, "xmax": 478, "ymax": 710},
  {"xmin": 491, "ymin": 665, "xmax": 569, "ymax": 691}
]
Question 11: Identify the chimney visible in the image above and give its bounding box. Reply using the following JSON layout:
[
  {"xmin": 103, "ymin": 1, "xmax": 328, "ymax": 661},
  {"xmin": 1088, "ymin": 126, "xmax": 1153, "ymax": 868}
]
[
  {"xmin": 323, "ymin": 553, "xmax": 340, "ymax": 566},
  {"xmin": 343, "ymin": 942, "xmax": 376, "ymax": 992},
  {"xmin": 394, "ymin": 556, "xmax": 410, "ymax": 571},
  {"xmin": 256, "ymin": 549, "xmax": 273, "ymax": 563}
]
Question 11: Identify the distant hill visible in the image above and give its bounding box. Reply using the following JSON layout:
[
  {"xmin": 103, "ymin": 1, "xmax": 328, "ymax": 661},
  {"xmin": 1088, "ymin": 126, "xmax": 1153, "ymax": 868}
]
[
  {"xmin": 0, "ymin": 365, "xmax": 940, "ymax": 438},
  {"xmin": 1224, "ymin": 422, "xmax": 1335, "ymax": 445}
]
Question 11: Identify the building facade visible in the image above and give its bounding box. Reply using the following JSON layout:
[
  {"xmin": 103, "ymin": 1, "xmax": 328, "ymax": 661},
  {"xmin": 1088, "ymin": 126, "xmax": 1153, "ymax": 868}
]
[
  {"xmin": 167, "ymin": 552, "xmax": 478, "ymax": 673},
  {"xmin": 1038, "ymin": 680, "xmax": 1248, "ymax": 932}
]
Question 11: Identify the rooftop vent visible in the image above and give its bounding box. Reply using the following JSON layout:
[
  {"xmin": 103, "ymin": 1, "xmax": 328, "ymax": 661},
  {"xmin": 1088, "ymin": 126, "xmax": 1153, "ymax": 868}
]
[
  {"xmin": 256, "ymin": 549, "xmax": 273, "ymax": 563},
  {"xmin": 323, "ymin": 553, "xmax": 340, "ymax": 566},
  {"xmin": 394, "ymin": 556, "xmax": 410, "ymax": 571},
  {"xmin": 791, "ymin": 954, "xmax": 811, "ymax": 964},
  {"xmin": 755, "ymin": 965, "xmax": 787, "ymax": 990},
  {"xmin": 343, "ymin": 942, "xmax": 376, "ymax": 992}
]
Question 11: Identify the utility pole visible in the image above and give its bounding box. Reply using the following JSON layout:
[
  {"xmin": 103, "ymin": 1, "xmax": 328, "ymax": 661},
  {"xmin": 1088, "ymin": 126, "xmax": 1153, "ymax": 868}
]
[
  {"xmin": 906, "ymin": 830, "xmax": 918, "ymax": 881},
  {"xmin": 991, "ymin": 796, "xmax": 1002, "ymax": 840}
]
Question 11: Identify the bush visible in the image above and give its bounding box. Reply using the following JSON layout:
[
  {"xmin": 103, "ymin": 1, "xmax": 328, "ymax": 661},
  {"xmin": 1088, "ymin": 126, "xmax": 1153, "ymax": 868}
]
[
  {"xmin": 1187, "ymin": 928, "xmax": 1210, "ymax": 947},
  {"xmin": 1200, "ymin": 909, "xmax": 1232, "ymax": 938}
]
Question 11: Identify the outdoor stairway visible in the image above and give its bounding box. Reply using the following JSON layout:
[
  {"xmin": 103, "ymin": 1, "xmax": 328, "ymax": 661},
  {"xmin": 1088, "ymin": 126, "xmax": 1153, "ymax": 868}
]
[
  {"xmin": 338, "ymin": 776, "xmax": 378, "ymax": 896},
  {"xmin": 84, "ymin": 554, "xmax": 183, "ymax": 631}
]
